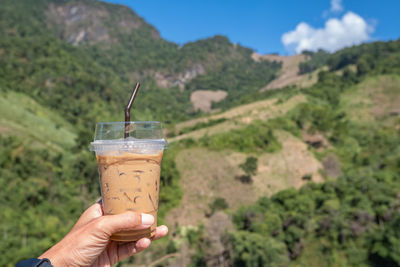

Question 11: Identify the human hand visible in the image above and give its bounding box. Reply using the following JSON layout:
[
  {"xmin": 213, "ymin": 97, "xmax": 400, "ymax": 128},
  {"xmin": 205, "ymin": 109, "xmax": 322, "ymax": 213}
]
[{"xmin": 39, "ymin": 202, "xmax": 168, "ymax": 267}]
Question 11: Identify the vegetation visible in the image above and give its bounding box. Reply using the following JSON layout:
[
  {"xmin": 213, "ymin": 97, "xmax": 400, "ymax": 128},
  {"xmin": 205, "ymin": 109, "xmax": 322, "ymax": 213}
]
[
  {"xmin": 299, "ymin": 49, "xmax": 330, "ymax": 74},
  {"xmin": 239, "ymin": 156, "xmax": 258, "ymax": 177},
  {"xmin": 167, "ymin": 38, "xmax": 400, "ymax": 267},
  {"xmin": 228, "ymin": 40, "xmax": 400, "ymax": 266},
  {"xmin": 167, "ymin": 118, "xmax": 227, "ymax": 138},
  {"xmin": 198, "ymin": 121, "xmax": 282, "ymax": 154},
  {"xmin": 185, "ymin": 58, "xmax": 281, "ymax": 109},
  {"xmin": 1, "ymin": 0, "xmax": 400, "ymax": 266},
  {"xmin": 237, "ymin": 156, "xmax": 258, "ymax": 184},
  {"xmin": 0, "ymin": 136, "xmax": 84, "ymax": 264},
  {"xmin": 209, "ymin": 197, "xmax": 229, "ymax": 214},
  {"xmin": 327, "ymin": 40, "xmax": 400, "ymax": 72}
]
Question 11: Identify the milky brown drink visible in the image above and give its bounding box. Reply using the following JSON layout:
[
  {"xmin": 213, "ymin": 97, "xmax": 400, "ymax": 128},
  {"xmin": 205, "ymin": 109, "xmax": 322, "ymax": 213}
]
[
  {"xmin": 90, "ymin": 122, "xmax": 167, "ymax": 242},
  {"xmin": 97, "ymin": 151, "xmax": 163, "ymax": 241}
]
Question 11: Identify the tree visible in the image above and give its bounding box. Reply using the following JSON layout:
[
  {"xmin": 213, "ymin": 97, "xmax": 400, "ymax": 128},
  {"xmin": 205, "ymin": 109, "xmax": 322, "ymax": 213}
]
[
  {"xmin": 356, "ymin": 58, "xmax": 371, "ymax": 76},
  {"xmin": 237, "ymin": 156, "xmax": 258, "ymax": 184},
  {"xmin": 239, "ymin": 156, "xmax": 258, "ymax": 177},
  {"xmin": 209, "ymin": 197, "xmax": 229, "ymax": 214},
  {"xmin": 232, "ymin": 231, "xmax": 289, "ymax": 267},
  {"xmin": 368, "ymin": 214, "xmax": 400, "ymax": 266}
]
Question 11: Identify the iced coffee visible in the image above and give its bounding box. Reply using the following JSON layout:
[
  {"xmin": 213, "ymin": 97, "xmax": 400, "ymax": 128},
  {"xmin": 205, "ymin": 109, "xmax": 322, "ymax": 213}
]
[
  {"xmin": 97, "ymin": 151, "xmax": 162, "ymax": 241},
  {"xmin": 91, "ymin": 122, "xmax": 167, "ymax": 242}
]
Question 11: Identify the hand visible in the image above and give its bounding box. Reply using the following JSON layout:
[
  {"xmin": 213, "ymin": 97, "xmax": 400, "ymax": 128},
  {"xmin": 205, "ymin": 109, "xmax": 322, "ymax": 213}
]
[{"xmin": 39, "ymin": 202, "xmax": 168, "ymax": 267}]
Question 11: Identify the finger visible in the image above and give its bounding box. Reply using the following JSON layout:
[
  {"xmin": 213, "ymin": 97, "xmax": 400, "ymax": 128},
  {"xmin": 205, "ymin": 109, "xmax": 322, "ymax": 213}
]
[
  {"xmin": 94, "ymin": 212, "xmax": 154, "ymax": 236},
  {"xmin": 71, "ymin": 202, "xmax": 103, "ymax": 231},
  {"xmin": 116, "ymin": 238, "xmax": 151, "ymax": 262},
  {"xmin": 151, "ymin": 225, "xmax": 169, "ymax": 241}
]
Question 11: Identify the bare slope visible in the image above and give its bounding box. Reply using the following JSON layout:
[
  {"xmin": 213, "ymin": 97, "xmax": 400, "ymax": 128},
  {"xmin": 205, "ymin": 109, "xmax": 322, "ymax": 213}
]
[
  {"xmin": 166, "ymin": 130, "xmax": 323, "ymax": 227},
  {"xmin": 190, "ymin": 90, "xmax": 228, "ymax": 112},
  {"xmin": 252, "ymin": 53, "xmax": 319, "ymax": 91}
]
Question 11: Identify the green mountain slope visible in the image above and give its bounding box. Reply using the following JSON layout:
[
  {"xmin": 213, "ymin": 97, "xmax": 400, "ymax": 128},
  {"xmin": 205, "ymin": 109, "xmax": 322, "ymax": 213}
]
[
  {"xmin": 0, "ymin": 0, "xmax": 281, "ymax": 128},
  {"xmin": 1, "ymin": 0, "xmax": 400, "ymax": 266},
  {"xmin": 0, "ymin": 91, "xmax": 76, "ymax": 152}
]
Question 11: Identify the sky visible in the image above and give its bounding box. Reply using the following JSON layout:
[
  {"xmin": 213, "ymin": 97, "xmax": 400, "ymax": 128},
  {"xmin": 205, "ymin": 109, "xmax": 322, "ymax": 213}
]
[{"xmin": 104, "ymin": 0, "xmax": 400, "ymax": 55}]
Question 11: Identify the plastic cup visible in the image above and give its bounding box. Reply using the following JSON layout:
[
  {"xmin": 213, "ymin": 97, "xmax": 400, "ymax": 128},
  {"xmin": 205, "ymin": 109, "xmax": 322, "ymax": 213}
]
[{"xmin": 90, "ymin": 121, "xmax": 167, "ymax": 242}]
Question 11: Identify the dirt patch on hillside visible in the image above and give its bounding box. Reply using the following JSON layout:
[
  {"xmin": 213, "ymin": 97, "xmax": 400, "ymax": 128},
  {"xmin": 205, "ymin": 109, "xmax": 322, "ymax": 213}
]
[
  {"xmin": 165, "ymin": 148, "xmax": 256, "ymax": 227},
  {"xmin": 165, "ymin": 130, "xmax": 323, "ymax": 228},
  {"xmin": 0, "ymin": 125, "xmax": 12, "ymax": 134},
  {"xmin": 252, "ymin": 53, "xmax": 318, "ymax": 91},
  {"xmin": 252, "ymin": 130, "xmax": 323, "ymax": 196},
  {"xmin": 190, "ymin": 90, "xmax": 228, "ymax": 112}
]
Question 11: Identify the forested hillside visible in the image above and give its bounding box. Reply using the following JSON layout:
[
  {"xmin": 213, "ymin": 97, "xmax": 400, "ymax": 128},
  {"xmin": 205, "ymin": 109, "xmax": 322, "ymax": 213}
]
[
  {"xmin": 1, "ymin": 0, "xmax": 400, "ymax": 266},
  {"xmin": 0, "ymin": 0, "xmax": 281, "ymax": 125}
]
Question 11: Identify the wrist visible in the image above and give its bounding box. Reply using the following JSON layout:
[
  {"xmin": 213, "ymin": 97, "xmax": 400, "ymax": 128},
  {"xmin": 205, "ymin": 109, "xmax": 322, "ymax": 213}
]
[
  {"xmin": 16, "ymin": 258, "xmax": 53, "ymax": 267},
  {"xmin": 40, "ymin": 250, "xmax": 66, "ymax": 267}
]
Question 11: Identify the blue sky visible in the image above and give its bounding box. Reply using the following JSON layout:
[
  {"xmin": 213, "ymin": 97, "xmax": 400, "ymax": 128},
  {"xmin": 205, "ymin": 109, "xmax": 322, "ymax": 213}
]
[{"xmin": 104, "ymin": 0, "xmax": 400, "ymax": 55}]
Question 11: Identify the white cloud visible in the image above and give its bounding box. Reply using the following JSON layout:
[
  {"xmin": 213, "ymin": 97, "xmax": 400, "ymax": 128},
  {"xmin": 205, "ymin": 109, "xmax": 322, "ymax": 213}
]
[
  {"xmin": 282, "ymin": 12, "xmax": 373, "ymax": 53},
  {"xmin": 330, "ymin": 0, "xmax": 343, "ymax": 12}
]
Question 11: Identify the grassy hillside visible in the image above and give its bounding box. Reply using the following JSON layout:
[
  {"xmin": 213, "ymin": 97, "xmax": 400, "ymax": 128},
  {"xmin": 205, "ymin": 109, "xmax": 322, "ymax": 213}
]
[
  {"xmin": 340, "ymin": 75, "xmax": 400, "ymax": 123},
  {"xmin": 168, "ymin": 94, "xmax": 306, "ymax": 141},
  {"xmin": 0, "ymin": 91, "xmax": 76, "ymax": 152}
]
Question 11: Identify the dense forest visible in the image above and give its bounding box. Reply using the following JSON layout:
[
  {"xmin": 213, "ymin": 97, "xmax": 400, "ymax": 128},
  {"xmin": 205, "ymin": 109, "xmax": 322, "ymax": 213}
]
[{"xmin": 1, "ymin": 0, "xmax": 400, "ymax": 266}]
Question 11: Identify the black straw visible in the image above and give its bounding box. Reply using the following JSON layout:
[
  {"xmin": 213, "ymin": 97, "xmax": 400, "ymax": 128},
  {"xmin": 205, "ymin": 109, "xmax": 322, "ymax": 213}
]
[{"xmin": 124, "ymin": 82, "xmax": 140, "ymax": 138}]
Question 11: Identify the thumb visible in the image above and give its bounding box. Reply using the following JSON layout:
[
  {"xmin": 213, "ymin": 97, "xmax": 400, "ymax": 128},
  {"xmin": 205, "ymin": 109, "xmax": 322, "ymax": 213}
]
[
  {"xmin": 71, "ymin": 203, "xmax": 103, "ymax": 231},
  {"xmin": 93, "ymin": 212, "xmax": 154, "ymax": 237}
]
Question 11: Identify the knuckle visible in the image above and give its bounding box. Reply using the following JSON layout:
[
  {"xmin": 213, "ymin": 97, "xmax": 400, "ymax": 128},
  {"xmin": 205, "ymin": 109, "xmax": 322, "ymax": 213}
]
[{"xmin": 93, "ymin": 217, "xmax": 107, "ymax": 231}]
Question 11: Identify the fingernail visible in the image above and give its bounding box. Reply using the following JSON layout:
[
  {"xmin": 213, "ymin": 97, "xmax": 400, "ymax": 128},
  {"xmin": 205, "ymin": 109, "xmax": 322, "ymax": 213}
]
[{"xmin": 141, "ymin": 214, "xmax": 154, "ymax": 225}]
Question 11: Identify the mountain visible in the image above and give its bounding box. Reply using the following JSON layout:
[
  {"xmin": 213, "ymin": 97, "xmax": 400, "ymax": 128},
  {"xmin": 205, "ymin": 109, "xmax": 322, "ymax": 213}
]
[
  {"xmin": 0, "ymin": 0, "xmax": 281, "ymax": 128},
  {"xmin": 1, "ymin": 0, "xmax": 400, "ymax": 266},
  {"xmin": 46, "ymin": 0, "xmax": 161, "ymax": 45}
]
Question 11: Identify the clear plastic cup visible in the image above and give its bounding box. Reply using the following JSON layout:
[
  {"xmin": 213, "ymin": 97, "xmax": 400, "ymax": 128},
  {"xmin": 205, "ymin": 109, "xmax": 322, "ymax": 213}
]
[{"xmin": 90, "ymin": 121, "xmax": 167, "ymax": 242}]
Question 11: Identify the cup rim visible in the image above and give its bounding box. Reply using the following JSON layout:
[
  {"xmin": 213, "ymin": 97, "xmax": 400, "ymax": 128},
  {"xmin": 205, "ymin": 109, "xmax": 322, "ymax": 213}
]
[{"xmin": 96, "ymin": 121, "xmax": 161, "ymax": 125}]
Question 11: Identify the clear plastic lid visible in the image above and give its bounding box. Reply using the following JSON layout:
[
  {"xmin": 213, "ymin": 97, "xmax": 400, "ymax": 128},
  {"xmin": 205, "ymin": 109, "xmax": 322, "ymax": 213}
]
[{"xmin": 90, "ymin": 121, "xmax": 167, "ymax": 153}]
